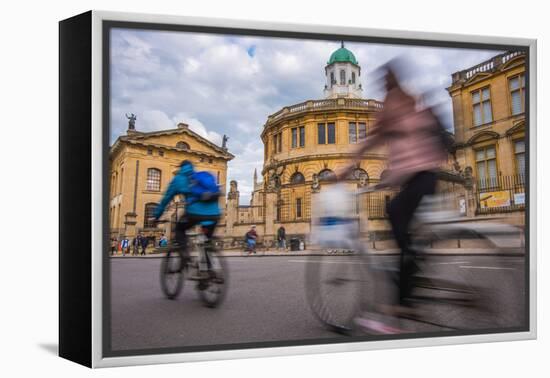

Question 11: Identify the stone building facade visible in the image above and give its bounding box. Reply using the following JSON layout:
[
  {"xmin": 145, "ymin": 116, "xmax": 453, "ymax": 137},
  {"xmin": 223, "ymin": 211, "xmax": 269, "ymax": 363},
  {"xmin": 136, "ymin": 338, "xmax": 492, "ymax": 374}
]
[
  {"xmin": 223, "ymin": 44, "xmax": 391, "ymax": 246},
  {"xmin": 109, "ymin": 122, "xmax": 234, "ymax": 243},
  {"xmin": 446, "ymin": 50, "xmax": 526, "ymax": 225}
]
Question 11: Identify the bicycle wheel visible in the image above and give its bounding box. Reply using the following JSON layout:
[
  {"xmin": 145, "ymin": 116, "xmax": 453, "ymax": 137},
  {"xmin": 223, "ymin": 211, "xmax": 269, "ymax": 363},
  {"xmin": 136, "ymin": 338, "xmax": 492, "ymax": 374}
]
[
  {"xmin": 409, "ymin": 226, "xmax": 520, "ymax": 332},
  {"xmin": 197, "ymin": 251, "xmax": 228, "ymax": 308},
  {"xmin": 305, "ymin": 251, "xmax": 368, "ymax": 334},
  {"xmin": 160, "ymin": 249, "xmax": 185, "ymax": 299}
]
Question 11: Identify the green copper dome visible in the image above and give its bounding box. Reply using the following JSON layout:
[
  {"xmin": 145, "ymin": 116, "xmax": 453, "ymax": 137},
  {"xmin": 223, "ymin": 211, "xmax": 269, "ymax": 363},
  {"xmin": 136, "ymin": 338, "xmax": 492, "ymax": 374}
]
[{"xmin": 328, "ymin": 45, "xmax": 358, "ymax": 65}]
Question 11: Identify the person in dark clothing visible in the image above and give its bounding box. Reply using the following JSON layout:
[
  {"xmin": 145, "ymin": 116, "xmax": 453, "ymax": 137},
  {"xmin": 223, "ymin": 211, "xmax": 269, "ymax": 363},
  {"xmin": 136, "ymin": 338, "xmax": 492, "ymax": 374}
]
[
  {"xmin": 277, "ymin": 226, "xmax": 286, "ymax": 250},
  {"xmin": 110, "ymin": 238, "xmax": 117, "ymax": 256},
  {"xmin": 132, "ymin": 234, "xmax": 141, "ymax": 256},
  {"xmin": 140, "ymin": 234, "xmax": 148, "ymax": 256}
]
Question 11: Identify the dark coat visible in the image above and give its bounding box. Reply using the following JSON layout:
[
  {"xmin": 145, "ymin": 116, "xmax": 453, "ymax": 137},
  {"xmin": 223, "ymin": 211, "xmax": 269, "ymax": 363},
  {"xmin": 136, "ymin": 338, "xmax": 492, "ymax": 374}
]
[
  {"xmin": 277, "ymin": 227, "xmax": 286, "ymax": 240},
  {"xmin": 140, "ymin": 237, "xmax": 148, "ymax": 248}
]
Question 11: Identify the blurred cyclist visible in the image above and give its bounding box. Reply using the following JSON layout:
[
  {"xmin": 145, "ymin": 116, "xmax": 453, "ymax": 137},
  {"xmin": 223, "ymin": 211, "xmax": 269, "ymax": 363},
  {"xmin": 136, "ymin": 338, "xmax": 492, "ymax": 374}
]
[
  {"xmin": 153, "ymin": 160, "xmax": 221, "ymax": 265},
  {"xmin": 340, "ymin": 62, "xmax": 447, "ymax": 316}
]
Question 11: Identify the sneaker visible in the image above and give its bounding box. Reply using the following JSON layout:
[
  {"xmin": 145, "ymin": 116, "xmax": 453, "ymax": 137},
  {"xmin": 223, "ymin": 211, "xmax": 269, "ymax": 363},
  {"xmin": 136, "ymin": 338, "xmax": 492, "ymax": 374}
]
[{"xmin": 354, "ymin": 315, "xmax": 404, "ymax": 334}]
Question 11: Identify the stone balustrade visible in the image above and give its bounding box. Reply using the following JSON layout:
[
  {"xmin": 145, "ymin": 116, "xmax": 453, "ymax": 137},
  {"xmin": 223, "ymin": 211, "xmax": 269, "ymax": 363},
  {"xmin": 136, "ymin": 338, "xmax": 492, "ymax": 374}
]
[
  {"xmin": 451, "ymin": 50, "xmax": 525, "ymax": 84},
  {"xmin": 266, "ymin": 98, "xmax": 383, "ymax": 126}
]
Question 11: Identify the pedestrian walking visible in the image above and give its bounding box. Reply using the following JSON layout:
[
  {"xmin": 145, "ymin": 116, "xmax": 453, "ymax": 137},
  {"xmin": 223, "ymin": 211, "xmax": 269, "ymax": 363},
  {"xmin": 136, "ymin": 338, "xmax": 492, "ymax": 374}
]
[
  {"xmin": 140, "ymin": 234, "xmax": 148, "ymax": 256},
  {"xmin": 277, "ymin": 226, "xmax": 286, "ymax": 251},
  {"xmin": 121, "ymin": 237, "xmax": 129, "ymax": 256},
  {"xmin": 110, "ymin": 237, "xmax": 117, "ymax": 256},
  {"xmin": 159, "ymin": 233, "xmax": 168, "ymax": 247},
  {"xmin": 132, "ymin": 234, "xmax": 141, "ymax": 256}
]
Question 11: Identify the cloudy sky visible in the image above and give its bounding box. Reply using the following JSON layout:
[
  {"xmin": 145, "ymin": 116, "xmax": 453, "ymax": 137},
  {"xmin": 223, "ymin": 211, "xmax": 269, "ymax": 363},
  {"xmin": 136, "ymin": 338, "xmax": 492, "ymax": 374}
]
[{"xmin": 110, "ymin": 28, "xmax": 502, "ymax": 204}]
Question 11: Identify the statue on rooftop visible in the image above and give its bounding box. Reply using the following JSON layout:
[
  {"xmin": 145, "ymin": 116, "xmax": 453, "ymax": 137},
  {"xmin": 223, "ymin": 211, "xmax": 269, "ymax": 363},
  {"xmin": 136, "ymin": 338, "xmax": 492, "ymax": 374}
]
[{"xmin": 125, "ymin": 113, "xmax": 137, "ymax": 130}]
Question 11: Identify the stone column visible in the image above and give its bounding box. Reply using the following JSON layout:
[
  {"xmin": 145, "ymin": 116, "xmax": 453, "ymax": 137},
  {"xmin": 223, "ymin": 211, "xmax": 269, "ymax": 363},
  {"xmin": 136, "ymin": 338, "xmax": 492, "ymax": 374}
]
[
  {"xmin": 124, "ymin": 212, "xmax": 137, "ymax": 239},
  {"xmin": 264, "ymin": 191, "xmax": 277, "ymax": 240},
  {"xmin": 225, "ymin": 182, "xmax": 239, "ymax": 239}
]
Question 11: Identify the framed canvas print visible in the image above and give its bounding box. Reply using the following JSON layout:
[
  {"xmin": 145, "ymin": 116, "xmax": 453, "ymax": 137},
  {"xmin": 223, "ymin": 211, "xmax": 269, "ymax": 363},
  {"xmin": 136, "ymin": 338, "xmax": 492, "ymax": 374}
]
[{"xmin": 59, "ymin": 10, "xmax": 537, "ymax": 368}]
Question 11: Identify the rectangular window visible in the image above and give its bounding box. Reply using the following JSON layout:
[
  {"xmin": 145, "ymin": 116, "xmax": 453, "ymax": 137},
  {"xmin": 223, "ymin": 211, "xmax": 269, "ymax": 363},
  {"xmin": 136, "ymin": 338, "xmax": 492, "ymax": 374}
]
[
  {"xmin": 472, "ymin": 87, "xmax": 493, "ymax": 127},
  {"xmin": 291, "ymin": 128, "xmax": 298, "ymax": 148},
  {"xmin": 318, "ymin": 123, "xmax": 336, "ymax": 144},
  {"xmin": 509, "ymin": 74, "xmax": 525, "ymax": 115},
  {"xmin": 514, "ymin": 140, "xmax": 525, "ymax": 177},
  {"xmin": 358, "ymin": 122, "xmax": 367, "ymax": 142},
  {"xmin": 273, "ymin": 134, "xmax": 277, "ymax": 154},
  {"xmin": 317, "ymin": 123, "xmax": 326, "ymax": 144},
  {"xmin": 327, "ymin": 123, "xmax": 335, "ymax": 144},
  {"xmin": 349, "ymin": 122, "xmax": 357, "ymax": 143},
  {"xmin": 278, "ymin": 133, "xmax": 282, "ymax": 153},
  {"xmin": 476, "ymin": 146, "xmax": 497, "ymax": 188},
  {"xmin": 146, "ymin": 168, "xmax": 161, "ymax": 191},
  {"xmin": 349, "ymin": 122, "xmax": 367, "ymax": 144},
  {"xmin": 296, "ymin": 198, "xmax": 302, "ymax": 218},
  {"xmin": 299, "ymin": 126, "xmax": 305, "ymax": 147},
  {"xmin": 144, "ymin": 203, "xmax": 158, "ymax": 228}
]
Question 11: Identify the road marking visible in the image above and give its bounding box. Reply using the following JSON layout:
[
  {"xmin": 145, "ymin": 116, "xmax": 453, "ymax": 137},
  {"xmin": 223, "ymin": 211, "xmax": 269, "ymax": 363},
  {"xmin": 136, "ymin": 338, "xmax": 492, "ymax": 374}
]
[
  {"xmin": 459, "ymin": 265, "xmax": 516, "ymax": 271},
  {"xmin": 288, "ymin": 259, "xmax": 372, "ymax": 265}
]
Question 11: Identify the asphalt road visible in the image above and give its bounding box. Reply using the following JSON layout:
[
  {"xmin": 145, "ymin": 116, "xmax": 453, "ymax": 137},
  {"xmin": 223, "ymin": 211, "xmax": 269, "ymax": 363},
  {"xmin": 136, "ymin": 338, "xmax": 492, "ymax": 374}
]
[{"xmin": 109, "ymin": 255, "xmax": 527, "ymax": 352}]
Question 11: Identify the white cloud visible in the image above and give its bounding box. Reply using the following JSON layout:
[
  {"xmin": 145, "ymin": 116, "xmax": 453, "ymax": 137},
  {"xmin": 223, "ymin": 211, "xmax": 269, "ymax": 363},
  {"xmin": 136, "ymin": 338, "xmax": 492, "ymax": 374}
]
[
  {"xmin": 172, "ymin": 112, "xmax": 223, "ymax": 146},
  {"xmin": 140, "ymin": 110, "xmax": 173, "ymax": 132},
  {"xmin": 183, "ymin": 57, "xmax": 201, "ymax": 74}
]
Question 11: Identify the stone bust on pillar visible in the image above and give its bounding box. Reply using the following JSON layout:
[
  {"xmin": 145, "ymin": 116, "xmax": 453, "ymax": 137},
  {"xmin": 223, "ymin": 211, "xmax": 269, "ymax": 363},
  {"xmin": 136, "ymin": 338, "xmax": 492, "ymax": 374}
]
[{"xmin": 311, "ymin": 173, "xmax": 320, "ymax": 192}]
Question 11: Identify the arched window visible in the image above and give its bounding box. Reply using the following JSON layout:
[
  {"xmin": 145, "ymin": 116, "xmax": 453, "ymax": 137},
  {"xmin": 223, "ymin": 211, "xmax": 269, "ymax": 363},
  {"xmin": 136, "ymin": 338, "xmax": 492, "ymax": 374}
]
[
  {"xmin": 340, "ymin": 70, "xmax": 346, "ymax": 85},
  {"xmin": 146, "ymin": 168, "xmax": 161, "ymax": 191},
  {"xmin": 144, "ymin": 203, "xmax": 158, "ymax": 228},
  {"xmin": 176, "ymin": 141, "xmax": 190, "ymax": 150},
  {"xmin": 318, "ymin": 169, "xmax": 336, "ymax": 182},
  {"xmin": 330, "ymin": 72, "xmax": 335, "ymax": 86},
  {"xmin": 289, "ymin": 172, "xmax": 305, "ymax": 185},
  {"xmin": 352, "ymin": 72, "xmax": 356, "ymax": 84},
  {"xmin": 347, "ymin": 168, "xmax": 368, "ymax": 181}
]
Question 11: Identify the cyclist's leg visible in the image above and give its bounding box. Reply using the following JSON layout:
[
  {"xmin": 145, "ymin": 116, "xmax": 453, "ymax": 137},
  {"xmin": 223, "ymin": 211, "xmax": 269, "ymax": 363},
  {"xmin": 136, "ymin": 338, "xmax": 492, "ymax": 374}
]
[
  {"xmin": 175, "ymin": 217, "xmax": 197, "ymax": 256},
  {"xmin": 388, "ymin": 171, "xmax": 436, "ymax": 305},
  {"xmin": 191, "ymin": 216, "xmax": 219, "ymax": 269}
]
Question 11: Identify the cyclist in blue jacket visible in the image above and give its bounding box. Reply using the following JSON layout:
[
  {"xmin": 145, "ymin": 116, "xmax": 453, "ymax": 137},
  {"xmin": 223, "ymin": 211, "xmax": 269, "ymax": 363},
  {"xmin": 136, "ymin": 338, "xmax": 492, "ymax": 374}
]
[{"xmin": 153, "ymin": 160, "xmax": 220, "ymax": 252}]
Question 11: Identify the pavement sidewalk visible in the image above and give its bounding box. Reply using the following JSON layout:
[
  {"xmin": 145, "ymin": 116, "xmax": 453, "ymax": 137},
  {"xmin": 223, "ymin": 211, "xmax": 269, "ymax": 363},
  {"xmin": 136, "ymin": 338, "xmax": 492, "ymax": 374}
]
[{"xmin": 110, "ymin": 247, "xmax": 525, "ymax": 258}]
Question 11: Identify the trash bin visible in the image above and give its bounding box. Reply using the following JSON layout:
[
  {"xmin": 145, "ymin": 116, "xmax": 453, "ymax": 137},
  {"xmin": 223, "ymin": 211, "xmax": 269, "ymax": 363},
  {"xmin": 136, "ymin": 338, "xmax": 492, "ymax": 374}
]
[{"xmin": 290, "ymin": 237, "xmax": 300, "ymax": 251}]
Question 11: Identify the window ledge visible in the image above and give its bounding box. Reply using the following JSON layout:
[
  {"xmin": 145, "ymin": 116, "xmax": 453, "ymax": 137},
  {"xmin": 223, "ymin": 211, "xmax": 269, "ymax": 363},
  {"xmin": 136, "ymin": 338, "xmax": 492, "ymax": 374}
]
[{"xmin": 470, "ymin": 121, "xmax": 495, "ymax": 130}]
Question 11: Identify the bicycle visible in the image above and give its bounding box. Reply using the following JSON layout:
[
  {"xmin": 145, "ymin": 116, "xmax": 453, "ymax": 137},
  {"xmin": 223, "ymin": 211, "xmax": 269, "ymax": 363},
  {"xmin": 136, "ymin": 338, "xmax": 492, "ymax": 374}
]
[
  {"xmin": 159, "ymin": 222, "xmax": 228, "ymax": 308},
  {"xmin": 305, "ymin": 185, "xmax": 523, "ymax": 334}
]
